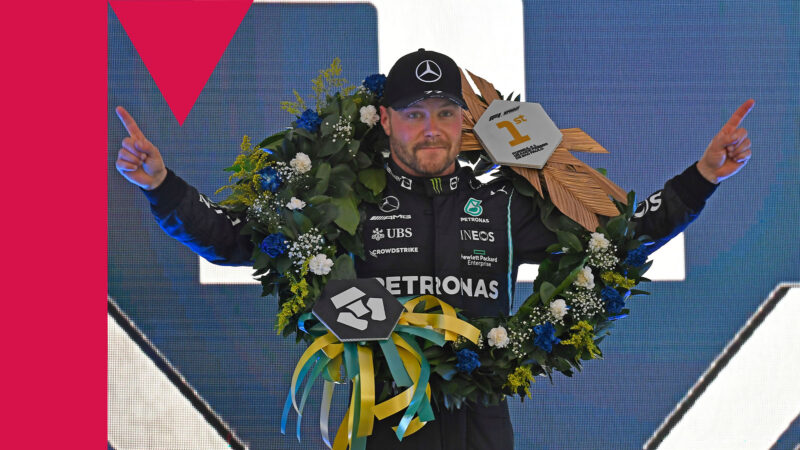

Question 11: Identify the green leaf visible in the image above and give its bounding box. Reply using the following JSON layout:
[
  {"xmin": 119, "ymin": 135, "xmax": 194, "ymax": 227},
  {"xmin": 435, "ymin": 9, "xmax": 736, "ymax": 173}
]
[
  {"xmin": 341, "ymin": 99, "xmax": 357, "ymax": 122},
  {"xmin": 358, "ymin": 168, "xmax": 386, "ymax": 196},
  {"xmin": 626, "ymin": 191, "xmax": 637, "ymax": 216},
  {"xmin": 280, "ymin": 208, "xmax": 299, "ymax": 235},
  {"xmin": 552, "ymin": 357, "xmax": 572, "ymax": 373},
  {"xmin": 275, "ymin": 255, "xmax": 291, "ymax": 275},
  {"xmin": 252, "ymin": 252, "xmax": 271, "ymax": 271},
  {"xmin": 337, "ymin": 231, "xmax": 365, "ymax": 259},
  {"xmin": 306, "ymin": 202, "xmax": 338, "ymax": 228},
  {"xmin": 330, "ymin": 195, "xmax": 360, "ymax": 235},
  {"xmin": 292, "ymin": 211, "xmax": 313, "ymax": 234},
  {"xmin": 626, "ymin": 239, "xmax": 644, "ymax": 251},
  {"xmin": 317, "ymin": 139, "xmax": 344, "ymax": 158},
  {"xmin": 257, "ymin": 130, "xmax": 287, "ymax": 149},
  {"xmin": 539, "ymin": 281, "xmax": 556, "ymax": 303},
  {"xmin": 605, "ymin": 215, "xmax": 627, "ymax": 238},
  {"xmin": 312, "ymin": 162, "xmax": 331, "ymax": 196},
  {"xmin": 319, "ymin": 113, "xmax": 339, "ymax": 137},
  {"xmin": 355, "ymin": 151, "xmax": 372, "ymax": 169},
  {"xmin": 545, "ymin": 243, "xmax": 564, "ymax": 254},
  {"xmin": 348, "ymin": 138, "xmax": 361, "ymax": 156},
  {"xmin": 277, "ymin": 225, "xmax": 296, "ymax": 241},
  {"xmin": 329, "ymin": 254, "xmax": 356, "ymax": 280},
  {"xmin": 511, "ymin": 174, "xmax": 537, "ymax": 198},
  {"xmin": 307, "ymin": 195, "xmax": 331, "ymax": 205},
  {"xmin": 628, "ymin": 289, "xmax": 650, "ymax": 296},
  {"xmin": 434, "ymin": 364, "xmax": 457, "ymax": 381},
  {"xmin": 556, "ymin": 230, "xmax": 583, "ymax": 252},
  {"xmin": 558, "ymin": 254, "xmax": 582, "ymax": 271},
  {"xmin": 329, "ymin": 164, "xmax": 356, "ymax": 197}
]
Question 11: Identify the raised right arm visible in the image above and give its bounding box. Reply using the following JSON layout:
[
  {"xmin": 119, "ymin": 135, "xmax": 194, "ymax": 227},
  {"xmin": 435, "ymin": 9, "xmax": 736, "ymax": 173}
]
[{"xmin": 115, "ymin": 106, "xmax": 253, "ymax": 266}]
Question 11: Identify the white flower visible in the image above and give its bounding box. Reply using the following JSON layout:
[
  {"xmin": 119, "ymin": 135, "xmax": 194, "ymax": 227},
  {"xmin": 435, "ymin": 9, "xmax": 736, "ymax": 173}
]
[
  {"xmin": 487, "ymin": 326, "xmax": 509, "ymax": 348},
  {"xmin": 286, "ymin": 197, "xmax": 306, "ymax": 210},
  {"xmin": 549, "ymin": 299, "xmax": 568, "ymax": 320},
  {"xmin": 588, "ymin": 232, "xmax": 610, "ymax": 252},
  {"xmin": 359, "ymin": 105, "xmax": 379, "ymax": 127},
  {"xmin": 308, "ymin": 254, "xmax": 334, "ymax": 275},
  {"xmin": 289, "ymin": 152, "xmax": 312, "ymax": 174},
  {"xmin": 574, "ymin": 266, "xmax": 595, "ymax": 289}
]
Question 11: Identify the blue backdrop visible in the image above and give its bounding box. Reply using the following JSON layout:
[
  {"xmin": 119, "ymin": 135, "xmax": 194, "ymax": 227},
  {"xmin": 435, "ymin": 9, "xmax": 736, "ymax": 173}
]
[{"xmin": 108, "ymin": 2, "xmax": 799, "ymax": 448}]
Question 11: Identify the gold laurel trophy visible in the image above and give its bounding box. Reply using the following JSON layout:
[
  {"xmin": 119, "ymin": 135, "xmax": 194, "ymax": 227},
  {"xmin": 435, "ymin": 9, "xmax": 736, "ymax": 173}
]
[{"xmin": 459, "ymin": 70, "xmax": 628, "ymax": 231}]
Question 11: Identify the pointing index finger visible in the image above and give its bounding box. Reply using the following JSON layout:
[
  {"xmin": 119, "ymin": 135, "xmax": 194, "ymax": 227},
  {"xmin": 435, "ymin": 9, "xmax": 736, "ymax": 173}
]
[
  {"xmin": 115, "ymin": 106, "xmax": 144, "ymax": 139},
  {"xmin": 722, "ymin": 99, "xmax": 755, "ymax": 134}
]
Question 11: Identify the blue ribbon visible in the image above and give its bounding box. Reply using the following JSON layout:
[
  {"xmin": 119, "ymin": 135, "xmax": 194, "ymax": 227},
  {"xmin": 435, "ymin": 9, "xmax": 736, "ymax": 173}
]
[
  {"xmin": 296, "ymin": 354, "xmax": 331, "ymax": 440},
  {"xmin": 394, "ymin": 333, "xmax": 432, "ymax": 441},
  {"xmin": 281, "ymin": 352, "xmax": 318, "ymax": 438}
]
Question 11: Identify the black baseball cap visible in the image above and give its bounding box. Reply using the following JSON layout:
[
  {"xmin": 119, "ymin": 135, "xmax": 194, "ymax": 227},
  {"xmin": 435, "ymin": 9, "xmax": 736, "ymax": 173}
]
[{"xmin": 382, "ymin": 48, "xmax": 468, "ymax": 110}]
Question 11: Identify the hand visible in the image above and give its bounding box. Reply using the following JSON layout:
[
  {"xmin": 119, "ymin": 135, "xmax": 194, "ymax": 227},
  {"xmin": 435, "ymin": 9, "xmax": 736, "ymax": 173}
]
[
  {"xmin": 114, "ymin": 106, "xmax": 167, "ymax": 190},
  {"xmin": 697, "ymin": 99, "xmax": 755, "ymax": 184}
]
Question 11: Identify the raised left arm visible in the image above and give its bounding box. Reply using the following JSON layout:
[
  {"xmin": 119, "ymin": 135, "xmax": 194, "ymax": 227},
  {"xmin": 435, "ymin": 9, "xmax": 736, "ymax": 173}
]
[{"xmin": 696, "ymin": 99, "xmax": 755, "ymax": 184}]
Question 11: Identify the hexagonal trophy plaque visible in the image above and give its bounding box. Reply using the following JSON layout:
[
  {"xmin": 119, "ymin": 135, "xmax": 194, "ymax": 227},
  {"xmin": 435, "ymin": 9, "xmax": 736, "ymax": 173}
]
[
  {"xmin": 473, "ymin": 100, "xmax": 562, "ymax": 169},
  {"xmin": 312, "ymin": 279, "xmax": 404, "ymax": 342}
]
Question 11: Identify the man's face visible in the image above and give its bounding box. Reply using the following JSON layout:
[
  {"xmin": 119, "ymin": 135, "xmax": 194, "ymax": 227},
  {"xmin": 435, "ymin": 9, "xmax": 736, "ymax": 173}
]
[{"xmin": 380, "ymin": 98, "xmax": 462, "ymax": 177}]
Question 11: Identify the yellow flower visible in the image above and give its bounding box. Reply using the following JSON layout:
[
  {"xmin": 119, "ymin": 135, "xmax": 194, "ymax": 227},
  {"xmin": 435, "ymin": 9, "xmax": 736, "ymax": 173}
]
[
  {"xmin": 560, "ymin": 321, "xmax": 601, "ymax": 360},
  {"xmin": 275, "ymin": 263, "xmax": 311, "ymax": 333},
  {"xmin": 215, "ymin": 135, "xmax": 275, "ymax": 207},
  {"xmin": 601, "ymin": 271, "xmax": 636, "ymax": 289},
  {"xmin": 504, "ymin": 366, "xmax": 535, "ymax": 398}
]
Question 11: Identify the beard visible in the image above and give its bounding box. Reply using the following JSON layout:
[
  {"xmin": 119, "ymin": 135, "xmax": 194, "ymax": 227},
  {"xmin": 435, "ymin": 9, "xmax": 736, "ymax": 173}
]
[{"xmin": 389, "ymin": 134, "xmax": 461, "ymax": 177}]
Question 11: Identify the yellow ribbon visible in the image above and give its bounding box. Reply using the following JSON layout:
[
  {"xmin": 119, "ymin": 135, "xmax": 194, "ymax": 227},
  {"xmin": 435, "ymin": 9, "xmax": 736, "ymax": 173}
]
[
  {"xmin": 357, "ymin": 345, "xmax": 374, "ymax": 437},
  {"xmin": 289, "ymin": 295, "xmax": 481, "ymax": 449},
  {"xmin": 372, "ymin": 334, "xmax": 430, "ymax": 420},
  {"xmin": 397, "ymin": 295, "xmax": 481, "ymax": 344},
  {"xmin": 290, "ymin": 332, "xmax": 340, "ymax": 413}
]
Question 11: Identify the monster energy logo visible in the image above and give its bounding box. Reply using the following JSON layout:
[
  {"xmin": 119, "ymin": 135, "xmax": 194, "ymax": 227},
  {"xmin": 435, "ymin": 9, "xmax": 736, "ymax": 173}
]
[{"xmin": 430, "ymin": 177, "xmax": 443, "ymax": 193}]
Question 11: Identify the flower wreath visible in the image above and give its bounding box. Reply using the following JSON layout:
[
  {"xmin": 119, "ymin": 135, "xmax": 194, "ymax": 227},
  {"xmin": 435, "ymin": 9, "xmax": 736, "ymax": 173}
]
[{"xmin": 216, "ymin": 59, "xmax": 654, "ymax": 445}]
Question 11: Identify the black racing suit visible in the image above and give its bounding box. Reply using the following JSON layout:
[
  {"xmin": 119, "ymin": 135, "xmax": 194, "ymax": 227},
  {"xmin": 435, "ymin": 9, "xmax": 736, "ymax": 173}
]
[{"xmin": 142, "ymin": 159, "xmax": 717, "ymax": 449}]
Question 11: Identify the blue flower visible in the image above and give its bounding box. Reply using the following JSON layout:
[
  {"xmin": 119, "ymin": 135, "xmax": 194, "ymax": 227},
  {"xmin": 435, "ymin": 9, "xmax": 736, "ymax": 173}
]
[
  {"xmin": 601, "ymin": 286, "xmax": 625, "ymax": 314},
  {"xmin": 455, "ymin": 349, "xmax": 481, "ymax": 374},
  {"xmin": 624, "ymin": 245, "xmax": 649, "ymax": 267},
  {"xmin": 259, "ymin": 233, "xmax": 287, "ymax": 258},
  {"xmin": 258, "ymin": 167, "xmax": 282, "ymax": 192},
  {"xmin": 296, "ymin": 109, "xmax": 322, "ymax": 132},
  {"xmin": 363, "ymin": 74, "xmax": 386, "ymax": 97},
  {"xmin": 533, "ymin": 322, "xmax": 560, "ymax": 353}
]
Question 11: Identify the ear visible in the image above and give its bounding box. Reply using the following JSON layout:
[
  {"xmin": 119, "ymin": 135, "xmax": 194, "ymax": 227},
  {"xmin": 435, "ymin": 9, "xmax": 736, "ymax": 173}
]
[{"xmin": 379, "ymin": 105, "xmax": 391, "ymax": 136}]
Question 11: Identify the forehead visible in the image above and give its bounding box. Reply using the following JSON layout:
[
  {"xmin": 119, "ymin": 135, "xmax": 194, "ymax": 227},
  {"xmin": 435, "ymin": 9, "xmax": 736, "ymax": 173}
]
[{"xmin": 394, "ymin": 97, "xmax": 461, "ymax": 111}]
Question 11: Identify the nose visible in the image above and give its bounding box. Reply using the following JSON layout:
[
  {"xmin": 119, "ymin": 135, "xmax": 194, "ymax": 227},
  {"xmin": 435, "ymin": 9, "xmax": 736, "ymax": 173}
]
[{"xmin": 423, "ymin": 115, "xmax": 441, "ymax": 139}]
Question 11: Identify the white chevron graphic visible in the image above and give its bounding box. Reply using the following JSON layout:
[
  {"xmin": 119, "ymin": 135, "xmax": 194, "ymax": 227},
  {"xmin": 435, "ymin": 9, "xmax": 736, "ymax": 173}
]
[{"xmin": 646, "ymin": 283, "xmax": 800, "ymax": 449}]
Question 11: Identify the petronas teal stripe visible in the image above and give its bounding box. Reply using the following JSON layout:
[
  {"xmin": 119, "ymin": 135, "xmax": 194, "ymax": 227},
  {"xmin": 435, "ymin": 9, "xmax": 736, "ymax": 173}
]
[{"xmin": 507, "ymin": 189, "xmax": 514, "ymax": 311}]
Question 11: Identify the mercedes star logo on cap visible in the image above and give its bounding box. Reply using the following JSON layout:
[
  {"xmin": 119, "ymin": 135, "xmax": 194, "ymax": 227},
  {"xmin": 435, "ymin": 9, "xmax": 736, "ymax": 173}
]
[{"xmin": 415, "ymin": 60, "xmax": 442, "ymax": 83}]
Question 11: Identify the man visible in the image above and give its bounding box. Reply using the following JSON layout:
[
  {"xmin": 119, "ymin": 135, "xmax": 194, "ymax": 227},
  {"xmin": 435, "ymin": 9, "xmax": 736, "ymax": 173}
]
[{"xmin": 115, "ymin": 49, "xmax": 753, "ymax": 449}]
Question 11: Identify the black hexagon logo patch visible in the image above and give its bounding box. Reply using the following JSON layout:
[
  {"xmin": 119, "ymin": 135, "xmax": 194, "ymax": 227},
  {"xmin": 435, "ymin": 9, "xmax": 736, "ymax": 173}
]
[{"xmin": 312, "ymin": 279, "xmax": 404, "ymax": 342}]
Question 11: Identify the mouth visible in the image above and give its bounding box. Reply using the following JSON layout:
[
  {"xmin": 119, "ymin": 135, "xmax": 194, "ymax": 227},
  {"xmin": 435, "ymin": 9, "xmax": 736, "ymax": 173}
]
[{"xmin": 415, "ymin": 142, "xmax": 449, "ymax": 152}]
